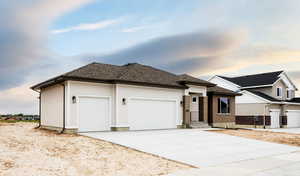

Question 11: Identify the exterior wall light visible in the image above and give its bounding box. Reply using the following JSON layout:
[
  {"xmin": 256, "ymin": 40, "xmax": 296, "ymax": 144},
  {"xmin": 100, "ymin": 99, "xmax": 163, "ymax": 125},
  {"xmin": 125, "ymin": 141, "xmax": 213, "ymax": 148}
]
[
  {"xmin": 122, "ymin": 98, "xmax": 126, "ymax": 105},
  {"xmin": 72, "ymin": 96, "xmax": 76, "ymax": 104},
  {"xmin": 180, "ymin": 101, "xmax": 183, "ymax": 106}
]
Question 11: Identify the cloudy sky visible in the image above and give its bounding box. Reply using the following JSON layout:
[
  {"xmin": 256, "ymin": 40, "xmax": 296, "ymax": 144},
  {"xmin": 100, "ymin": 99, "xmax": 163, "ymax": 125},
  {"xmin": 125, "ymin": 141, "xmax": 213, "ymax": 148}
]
[{"xmin": 1, "ymin": 0, "xmax": 300, "ymax": 114}]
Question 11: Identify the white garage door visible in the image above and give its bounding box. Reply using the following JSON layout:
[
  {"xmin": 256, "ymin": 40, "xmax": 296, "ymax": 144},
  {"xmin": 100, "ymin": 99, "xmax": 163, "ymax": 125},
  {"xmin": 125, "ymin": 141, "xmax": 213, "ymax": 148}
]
[
  {"xmin": 78, "ymin": 96, "xmax": 110, "ymax": 132},
  {"xmin": 128, "ymin": 98, "xmax": 177, "ymax": 130},
  {"xmin": 270, "ymin": 109, "xmax": 280, "ymax": 128},
  {"xmin": 287, "ymin": 110, "xmax": 300, "ymax": 128}
]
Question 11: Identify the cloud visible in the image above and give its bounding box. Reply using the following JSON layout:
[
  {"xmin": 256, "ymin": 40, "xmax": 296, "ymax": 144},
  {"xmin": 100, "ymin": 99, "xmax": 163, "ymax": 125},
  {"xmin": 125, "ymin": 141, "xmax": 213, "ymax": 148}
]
[
  {"xmin": 0, "ymin": 0, "xmax": 93, "ymax": 90},
  {"xmin": 0, "ymin": 84, "xmax": 38, "ymax": 114},
  {"xmin": 52, "ymin": 18, "xmax": 122, "ymax": 34},
  {"xmin": 121, "ymin": 26, "xmax": 147, "ymax": 33},
  {"xmin": 87, "ymin": 29, "xmax": 247, "ymax": 74}
]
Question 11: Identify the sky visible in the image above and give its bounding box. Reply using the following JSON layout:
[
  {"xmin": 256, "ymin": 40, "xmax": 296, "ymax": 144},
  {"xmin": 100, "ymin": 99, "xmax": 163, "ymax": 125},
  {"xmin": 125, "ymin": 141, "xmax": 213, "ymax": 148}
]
[{"xmin": 1, "ymin": 0, "xmax": 300, "ymax": 114}]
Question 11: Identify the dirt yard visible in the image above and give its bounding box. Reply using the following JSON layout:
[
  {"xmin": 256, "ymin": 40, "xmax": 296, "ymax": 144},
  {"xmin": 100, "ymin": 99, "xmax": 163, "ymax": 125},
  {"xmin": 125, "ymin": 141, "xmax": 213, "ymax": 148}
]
[
  {"xmin": 209, "ymin": 129, "xmax": 300, "ymax": 147},
  {"xmin": 0, "ymin": 122, "xmax": 191, "ymax": 176}
]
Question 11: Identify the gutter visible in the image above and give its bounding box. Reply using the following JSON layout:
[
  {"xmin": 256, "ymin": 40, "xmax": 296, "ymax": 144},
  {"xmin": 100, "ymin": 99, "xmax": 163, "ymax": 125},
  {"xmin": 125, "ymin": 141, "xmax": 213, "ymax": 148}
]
[{"xmin": 60, "ymin": 83, "xmax": 66, "ymax": 134}]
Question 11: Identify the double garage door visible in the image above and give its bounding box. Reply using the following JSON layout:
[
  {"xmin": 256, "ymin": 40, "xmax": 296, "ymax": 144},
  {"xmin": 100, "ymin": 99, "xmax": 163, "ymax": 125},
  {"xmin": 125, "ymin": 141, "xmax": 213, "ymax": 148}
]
[
  {"xmin": 78, "ymin": 97, "xmax": 177, "ymax": 132},
  {"xmin": 286, "ymin": 110, "xmax": 300, "ymax": 128}
]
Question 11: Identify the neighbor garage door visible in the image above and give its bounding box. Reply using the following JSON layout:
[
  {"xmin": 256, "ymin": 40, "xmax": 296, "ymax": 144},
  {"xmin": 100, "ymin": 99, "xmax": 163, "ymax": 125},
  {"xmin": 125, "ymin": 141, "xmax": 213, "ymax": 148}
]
[
  {"xmin": 128, "ymin": 98, "xmax": 177, "ymax": 130},
  {"xmin": 286, "ymin": 110, "xmax": 300, "ymax": 128},
  {"xmin": 78, "ymin": 96, "xmax": 110, "ymax": 132}
]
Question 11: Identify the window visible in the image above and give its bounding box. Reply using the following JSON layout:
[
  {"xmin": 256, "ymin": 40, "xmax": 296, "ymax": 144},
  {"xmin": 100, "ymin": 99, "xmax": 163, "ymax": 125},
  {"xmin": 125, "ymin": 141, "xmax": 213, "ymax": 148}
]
[
  {"xmin": 276, "ymin": 87, "xmax": 282, "ymax": 97},
  {"xmin": 192, "ymin": 96, "xmax": 197, "ymax": 103},
  {"xmin": 287, "ymin": 90, "xmax": 292, "ymax": 99},
  {"xmin": 218, "ymin": 97, "xmax": 230, "ymax": 114}
]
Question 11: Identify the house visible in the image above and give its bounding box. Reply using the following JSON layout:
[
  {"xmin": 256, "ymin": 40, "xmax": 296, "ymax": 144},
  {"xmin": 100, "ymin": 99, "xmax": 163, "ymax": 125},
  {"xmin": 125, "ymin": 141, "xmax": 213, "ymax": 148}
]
[
  {"xmin": 209, "ymin": 71, "xmax": 300, "ymax": 128},
  {"xmin": 31, "ymin": 62, "xmax": 240, "ymax": 133}
]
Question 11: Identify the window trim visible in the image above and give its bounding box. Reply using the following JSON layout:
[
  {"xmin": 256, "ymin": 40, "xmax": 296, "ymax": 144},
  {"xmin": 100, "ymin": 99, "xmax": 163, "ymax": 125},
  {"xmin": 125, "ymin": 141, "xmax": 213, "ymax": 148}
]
[
  {"xmin": 276, "ymin": 87, "xmax": 282, "ymax": 97},
  {"xmin": 192, "ymin": 96, "xmax": 198, "ymax": 103},
  {"xmin": 287, "ymin": 89, "xmax": 292, "ymax": 99},
  {"xmin": 218, "ymin": 97, "xmax": 230, "ymax": 115}
]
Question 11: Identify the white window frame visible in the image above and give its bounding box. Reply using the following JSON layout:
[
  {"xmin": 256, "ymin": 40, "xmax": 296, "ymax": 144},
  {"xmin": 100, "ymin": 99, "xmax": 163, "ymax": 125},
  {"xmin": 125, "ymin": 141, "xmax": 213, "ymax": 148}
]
[
  {"xmin": 218, "ymin": 97, "xmax": 230, "ymax": 114},
  {"xmin": 192, "ymin": 96, "xmax": 198, "ymax": 103},
  {"xmin": 286, "ymin": 89, "xmax": 292, "ymax": 99},
  {"xmin": 276, "ymin": 87, "xmax": 282, "ymax": 97}
]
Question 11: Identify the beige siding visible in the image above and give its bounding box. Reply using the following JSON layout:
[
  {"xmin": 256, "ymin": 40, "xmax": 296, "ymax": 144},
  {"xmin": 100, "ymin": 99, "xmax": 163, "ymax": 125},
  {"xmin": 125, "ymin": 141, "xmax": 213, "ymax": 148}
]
[
  {"xmin": 283, "ymin": 105, "xmax": 300, "ymax": 115},
  {"xmin": 236, "ymin": 103, "xmax": 267, "ymax": 116},
  {"xmin": 41, "ymin": 84, "xmax": 64, "ymax": 128},
  {"xmin": 272, "ymin": 80, "xmax": 287, "ymax": 100},
  {"xmin": 250, "ymin": 87, "xmax": 273, "ymax": 97}
]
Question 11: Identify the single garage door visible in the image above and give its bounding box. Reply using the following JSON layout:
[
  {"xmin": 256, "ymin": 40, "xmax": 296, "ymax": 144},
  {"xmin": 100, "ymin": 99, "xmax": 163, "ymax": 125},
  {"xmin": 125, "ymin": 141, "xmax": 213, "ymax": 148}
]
[
  {"xmin": 78, "ymin": 96, "xmax": 110, "ymax": 132},
  {"xmin": 270, "ymin": 109, "xmax": 280, "ymax": 128},
  {"xmin": 128, "ymin": 98, "xmax": 177, "ymax": 130},
  {"xmin": 287, "ymin": 110, "xmax": 300, "ymax": 128}
]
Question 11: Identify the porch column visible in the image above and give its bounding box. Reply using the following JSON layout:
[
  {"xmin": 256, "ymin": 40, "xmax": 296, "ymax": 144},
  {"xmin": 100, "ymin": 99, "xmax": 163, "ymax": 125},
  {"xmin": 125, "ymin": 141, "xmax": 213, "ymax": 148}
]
[
  {"xmin": 202, "ymin": 96, "xmax": 208, "ymax": 123},
  {"xmin": 183, "ymin": 95, "xmax": 191, "ymax": 127}
]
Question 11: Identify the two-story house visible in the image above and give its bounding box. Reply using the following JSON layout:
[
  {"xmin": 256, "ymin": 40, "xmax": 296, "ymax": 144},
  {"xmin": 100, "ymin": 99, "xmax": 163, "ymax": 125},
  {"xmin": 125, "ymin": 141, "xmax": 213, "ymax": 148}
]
[{"xmin": 209, "ymin": 71, "xmax": 300, "ymax": 128}]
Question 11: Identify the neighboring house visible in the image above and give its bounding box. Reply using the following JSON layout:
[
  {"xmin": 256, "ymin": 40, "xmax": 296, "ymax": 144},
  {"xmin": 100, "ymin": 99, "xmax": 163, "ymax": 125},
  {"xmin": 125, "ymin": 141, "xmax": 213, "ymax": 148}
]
[
  {"xmin": 209, "ymin": 71, "xmax": 300, "ymax": 128},
  {"xmin": 31, "ymin": 62, "xmax": 240, "ymax": 133}
]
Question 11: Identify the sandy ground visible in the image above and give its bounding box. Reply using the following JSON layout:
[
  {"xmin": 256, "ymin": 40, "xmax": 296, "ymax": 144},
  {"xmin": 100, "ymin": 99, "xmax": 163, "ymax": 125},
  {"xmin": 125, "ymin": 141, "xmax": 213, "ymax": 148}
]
[
  {"xmin": 209, "ymin": 129, "xmax": 300, "ymax": 147},
  {"xmin": 0, "ymin": 122, "xmax": 191, "ymax": 176}
]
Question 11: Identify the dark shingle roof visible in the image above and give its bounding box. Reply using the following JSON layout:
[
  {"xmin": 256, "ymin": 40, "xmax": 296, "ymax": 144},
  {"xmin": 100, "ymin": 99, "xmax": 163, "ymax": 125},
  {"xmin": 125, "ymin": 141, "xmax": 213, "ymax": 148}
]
[
  {"xmin": 177, "ymin": 74, "xmax": 215, "ymax": 87},
  {"xmin": 219, "ymin": 71, "xmax": 283, "ymax": 87},
  {"xmin": 31, "ymin": 62, "xmax": 215, "ymax": 89},
  {"xmin": 207, "ymin": 86, "xmax": 241, "ymax": 96},
  {"xmin": 287, "ymin": 98, "xmax": 300, "ymax": 103},
  {"xmin": 247, "ymin": 90, "xmax": 281, "ymax": 102}
]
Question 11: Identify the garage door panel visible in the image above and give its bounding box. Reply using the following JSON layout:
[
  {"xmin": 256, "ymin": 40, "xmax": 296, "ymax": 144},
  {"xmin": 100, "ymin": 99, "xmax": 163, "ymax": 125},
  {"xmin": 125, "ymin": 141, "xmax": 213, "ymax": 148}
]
[
  {"xmin": 129, "ymin": 98, "xmax": 177, "ymax": 130},
  {"xmin": 287, "ymin": 111, "xmax": 300, "ymax": 128},
  {"xmin": 78, "ymin": 97, "xmax": 110, "ymax": 132}
]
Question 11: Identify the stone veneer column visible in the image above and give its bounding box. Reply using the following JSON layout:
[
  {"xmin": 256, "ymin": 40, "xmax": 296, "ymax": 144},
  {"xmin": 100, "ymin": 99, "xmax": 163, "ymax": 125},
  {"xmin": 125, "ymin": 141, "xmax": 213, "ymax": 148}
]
[
  {"xmin": 183, "ymin": 95, "xmax": 191, "ymax": 127},
  {"xmin": 203, "ymin": 96, "xmax": 208, "ymax": 123}
]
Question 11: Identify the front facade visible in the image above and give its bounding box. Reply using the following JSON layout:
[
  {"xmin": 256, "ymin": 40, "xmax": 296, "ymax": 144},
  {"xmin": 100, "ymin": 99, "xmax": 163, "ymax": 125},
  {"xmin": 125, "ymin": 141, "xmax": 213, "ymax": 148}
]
[
  {"xmin": 32, "ymin": 62, "xmax": 240, "ymax": 133},
  {"xmin": 209, "ymin": 71, "xmax": 300, "ymax": 128}
]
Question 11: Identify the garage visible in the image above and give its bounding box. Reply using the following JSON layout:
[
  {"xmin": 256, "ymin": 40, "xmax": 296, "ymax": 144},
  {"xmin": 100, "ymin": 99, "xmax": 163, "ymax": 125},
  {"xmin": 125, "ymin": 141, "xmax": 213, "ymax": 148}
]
[
  {"xmin": 78, "ymin": 96, "xmax": 111, "ymax": 132},
  {"xmin": 128, "ymin": 98, "xmax": 177, "ymax": 130},
  {"xmin": 286, "ymin": 110, "xmax": 300, "ymax": 128}
]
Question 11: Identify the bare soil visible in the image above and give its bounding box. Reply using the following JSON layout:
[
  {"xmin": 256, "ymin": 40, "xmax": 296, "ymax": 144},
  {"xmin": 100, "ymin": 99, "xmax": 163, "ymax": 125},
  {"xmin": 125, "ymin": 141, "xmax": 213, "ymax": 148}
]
[
  {"xmin": 209, "ymin": 129, "xmax": 300, "ymax": 147},
  {"xmin": 0, "ymin": 122, "xmax": 191, "ymax": 176}
]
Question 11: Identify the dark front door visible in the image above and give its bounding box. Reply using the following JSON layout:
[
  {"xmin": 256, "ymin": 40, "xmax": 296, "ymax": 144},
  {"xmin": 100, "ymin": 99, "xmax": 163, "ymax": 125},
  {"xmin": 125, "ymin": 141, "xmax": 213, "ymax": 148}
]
[{"xmin": 198, "ymin": 97, "xmax": 204, "ymax": 121}]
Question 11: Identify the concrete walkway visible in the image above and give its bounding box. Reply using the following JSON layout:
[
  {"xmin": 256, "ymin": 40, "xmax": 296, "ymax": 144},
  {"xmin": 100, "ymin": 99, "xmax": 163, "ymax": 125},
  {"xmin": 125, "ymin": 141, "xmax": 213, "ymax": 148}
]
[{"xmin": 81, "ymin": 129, "xmax": 300, "ymax": 169}]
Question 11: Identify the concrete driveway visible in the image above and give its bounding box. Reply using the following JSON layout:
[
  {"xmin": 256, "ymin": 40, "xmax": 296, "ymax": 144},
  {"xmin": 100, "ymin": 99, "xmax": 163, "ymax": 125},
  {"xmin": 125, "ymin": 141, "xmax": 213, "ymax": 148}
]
[{"xmin": 81, "ymin": 129, "xmax": 300, "ymax": 168}]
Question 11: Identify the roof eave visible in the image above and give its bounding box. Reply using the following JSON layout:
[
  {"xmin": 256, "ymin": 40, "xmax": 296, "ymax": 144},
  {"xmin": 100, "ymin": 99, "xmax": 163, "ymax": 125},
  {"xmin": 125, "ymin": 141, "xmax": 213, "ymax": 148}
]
[{"xmin": 179, "ymin": 81, "xmax": 216, "ymax": 87}]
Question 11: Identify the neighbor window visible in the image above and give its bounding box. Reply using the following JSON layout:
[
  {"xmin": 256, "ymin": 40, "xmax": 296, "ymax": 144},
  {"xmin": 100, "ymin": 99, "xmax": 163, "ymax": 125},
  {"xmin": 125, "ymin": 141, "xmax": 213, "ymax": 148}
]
[
  {"xmin": 192, "ymin": 96, "xmax": 197, "ymax": 103},
  {"xmin": 218, "ymin": 97, "xmax": 230, "ymax": 114},
  {"xmin": 287, "ymin": 90, "xmax": 291, "ymax": 99},
  {"xmin": 276, "ymin": 87, "xmax": 282, "ymax": 97}
]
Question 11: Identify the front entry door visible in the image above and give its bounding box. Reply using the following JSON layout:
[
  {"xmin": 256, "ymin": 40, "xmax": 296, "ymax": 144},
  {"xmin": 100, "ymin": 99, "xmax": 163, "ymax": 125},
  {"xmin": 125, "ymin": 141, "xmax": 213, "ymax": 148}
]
[{"xmin": 191, "ymin": 95, "xmax": 199, "ymax": 122}]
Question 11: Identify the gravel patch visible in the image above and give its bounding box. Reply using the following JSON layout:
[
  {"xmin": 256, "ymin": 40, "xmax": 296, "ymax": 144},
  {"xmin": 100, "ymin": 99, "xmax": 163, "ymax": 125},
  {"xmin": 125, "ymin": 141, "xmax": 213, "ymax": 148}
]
[{"xmin": 0, "ymin": 122, "xmax": 191, "ymax": 176}]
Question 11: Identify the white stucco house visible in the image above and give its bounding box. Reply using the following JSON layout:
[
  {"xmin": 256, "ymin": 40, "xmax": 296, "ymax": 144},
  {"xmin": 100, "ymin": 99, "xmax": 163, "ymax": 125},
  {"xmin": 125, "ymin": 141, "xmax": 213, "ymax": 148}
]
[
  {"xmin": 32, "ymin": 62, "xmax": 244, "ymax": 133},
  {"xmin": 209, "ymin": 71, "xmax": 300, "ymax": 128}
]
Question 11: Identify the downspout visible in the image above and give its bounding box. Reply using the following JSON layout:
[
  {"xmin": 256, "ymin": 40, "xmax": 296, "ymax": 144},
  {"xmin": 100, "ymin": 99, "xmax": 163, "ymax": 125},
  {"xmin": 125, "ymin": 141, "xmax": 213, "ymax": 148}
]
[{"xmin": 60, "ymin": 83, "xmax": 66, "ymax": 134}]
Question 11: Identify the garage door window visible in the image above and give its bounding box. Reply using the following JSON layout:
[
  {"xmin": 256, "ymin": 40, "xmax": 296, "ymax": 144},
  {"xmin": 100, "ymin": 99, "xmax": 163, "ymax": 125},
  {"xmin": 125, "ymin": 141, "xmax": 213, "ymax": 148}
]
[{"xmin": 218, "ymin": 97, "xmax": 230, "ymax": 114}]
